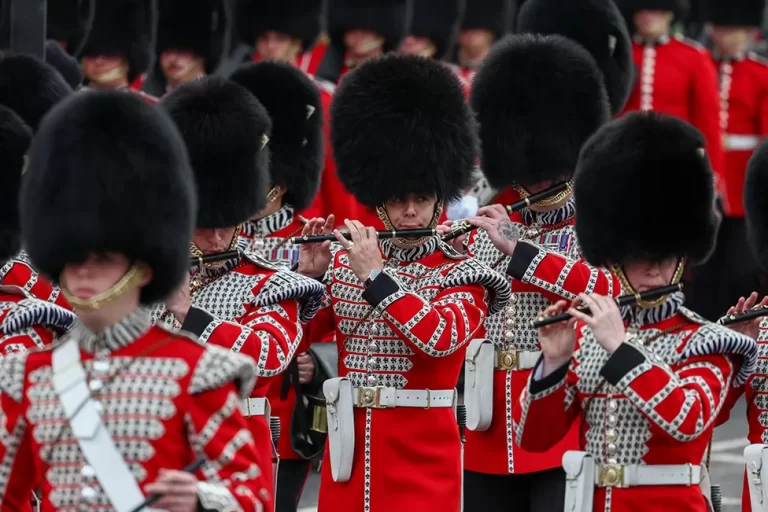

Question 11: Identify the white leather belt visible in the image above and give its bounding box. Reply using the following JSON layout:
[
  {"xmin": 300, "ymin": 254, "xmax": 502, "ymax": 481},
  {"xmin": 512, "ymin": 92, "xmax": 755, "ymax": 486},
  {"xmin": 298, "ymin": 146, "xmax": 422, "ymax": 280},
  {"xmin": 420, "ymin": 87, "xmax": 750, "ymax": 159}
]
[
  {"xmin": 595, "ymin": 463, "xmax": 702, "ymax": 488},
  {"xmin": 352, "ymin": 387, "xmax": 455, "ymax": 409},
  {"xmin": 725, "ymin": 134, "xmax": 760, "ymax": 151},
  {"xmin": 241, "ymin": 397, "xmax": 268, "ymax": 417},
  {"xmin": 495, "ymin": 349, "xmax": 540, "ymax": 371}
]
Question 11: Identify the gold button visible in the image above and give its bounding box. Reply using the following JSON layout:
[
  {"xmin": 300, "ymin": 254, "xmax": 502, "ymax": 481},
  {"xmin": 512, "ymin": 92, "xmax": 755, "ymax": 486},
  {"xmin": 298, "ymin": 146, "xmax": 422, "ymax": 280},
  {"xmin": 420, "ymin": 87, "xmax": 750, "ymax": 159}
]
[
  {"xmin": 505, "ymin": 331, "xmax": 514, "ymax": 341},
  {"xmin": 607, "ymin": 400, "xmax": 618, "ymax": 412},
  {"xmin": 606, "ymin": 429, "xmax": 617, "ymax": 442},
  {"xmin": 607, "ymin": 414, "xmax": 617, "ymax": 426},
  {"xmin": 506, "ymin": 318, "xmax": 514, "ymax": 326},
  {"xmin": 607, "ymin": 443, "xmax": 617, "ymax": 454},
  {"xmin": 506, "ymin": 307, "xmax": 516, "ymax": 315},
  {"xmin": 511, "ymin": 295, "xmax": 518, "ymax": 303}
]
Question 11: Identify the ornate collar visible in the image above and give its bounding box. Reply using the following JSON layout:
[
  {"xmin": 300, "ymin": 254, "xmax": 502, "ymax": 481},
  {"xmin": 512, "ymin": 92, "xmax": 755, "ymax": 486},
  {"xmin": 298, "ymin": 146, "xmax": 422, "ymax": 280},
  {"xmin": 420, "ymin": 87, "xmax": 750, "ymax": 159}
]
[
  {"xmin": 621, "ymin": 291, "xmax": 684, "ymax": 326},
  {"xmin": 520, "ymin": 196, "xmax": 576, "ymax": 226},
  {"xmin": 195, "ymin": 234, "xmax": 250, "ymax": 278},
  {"xmin": 379, "ymin": 236, "xmax": 440, "ymax": 262},
  {"xmin": 244, "ymin": 205, "xmax": 294, "ymax": 238},
  {"xmin": 70, "ymin": 307, "xmax": 150, "ymax": 354}
]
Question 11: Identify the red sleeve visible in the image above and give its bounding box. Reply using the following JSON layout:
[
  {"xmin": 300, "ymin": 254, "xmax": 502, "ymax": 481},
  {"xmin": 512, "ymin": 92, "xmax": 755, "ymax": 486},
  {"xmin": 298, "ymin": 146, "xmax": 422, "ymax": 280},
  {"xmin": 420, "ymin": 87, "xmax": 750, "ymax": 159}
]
[
  {"xmin": 690, "ymin": 53, "xmax": 724, "ymax": 181},
  {"xmin": 507, "ymin": 241, "xmax": 622, "ymax": 302},
  {"xmin": 0, "ymin": 387, "xmax": 35, "ymax": 510},
  {"xmin": 759, "ymin": 69, "xmax": 768, "ymax": 136},
  {"xmin": 186, "ymin": 384, "xmax": 270, "ymax": 510},
  {"xmin": 716, "ymin": 383, "xmax": 744, "ymax": 426}
]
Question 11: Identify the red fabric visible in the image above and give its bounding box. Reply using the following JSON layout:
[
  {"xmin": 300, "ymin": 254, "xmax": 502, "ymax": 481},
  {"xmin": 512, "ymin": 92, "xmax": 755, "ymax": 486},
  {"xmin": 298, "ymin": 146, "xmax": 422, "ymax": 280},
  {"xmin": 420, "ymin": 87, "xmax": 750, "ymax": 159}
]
[
  {"xmin": 0, "ymin": 290, "xmax": 60, "ymax": 357},
  {"xmin": 128, "ymin": 88, "xmax": 160, "ymax": 105},
  {"xmin": 0, "ymin": 326, "xmax": 270, "ymax": 510},
  {"xmin": 129, "ymin": 73, "xmax": 145, "ymax": 91},
  {"xmin": 740, "ymin": 320, "xmax": 768, "ymax": 510},
  {"xmin": 714, "ymin": 54, "xmax": 768, "ymax": 217},
  {"xmin": 251, "ymin": 41, "xmax": 329, "ymax": 76},
  {"xmin": 0, "ymin": 259, "xmax": 71, "ymax": 310},
  {"xmin": 490, "ymin": 187, "xmax": 523, "ymax": 207},
  {"xmin": 620, "ymin": 37, "xmax": 724, "ymax": 180}
]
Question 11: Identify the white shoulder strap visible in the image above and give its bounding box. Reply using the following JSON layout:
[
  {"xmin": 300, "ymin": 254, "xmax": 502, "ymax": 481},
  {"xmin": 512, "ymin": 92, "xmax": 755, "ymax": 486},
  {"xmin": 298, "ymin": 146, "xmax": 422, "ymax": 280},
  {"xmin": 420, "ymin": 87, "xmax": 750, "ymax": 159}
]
[{"xmin": 52, "ymin": 338, "xmax": 146, "ymax": 512}]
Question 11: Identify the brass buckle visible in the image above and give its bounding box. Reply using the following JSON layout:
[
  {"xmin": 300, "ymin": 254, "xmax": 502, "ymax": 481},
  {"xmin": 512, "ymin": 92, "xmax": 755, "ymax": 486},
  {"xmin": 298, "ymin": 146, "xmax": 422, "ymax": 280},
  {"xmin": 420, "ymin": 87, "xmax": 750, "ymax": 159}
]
[
  {"xmin": 598, "ymin": 464, "xmax": 625, "ymax": 488},
  {"xmin": 498, "ymin": 350, "xmax": 519, "ymax": 371},
  {"xmin": 423, "ymin": 389, "xmax": 431, "ymax": 410},
  {"xmin": 357, "ymin": 387, "xmax": 384, "ymax": 408}
]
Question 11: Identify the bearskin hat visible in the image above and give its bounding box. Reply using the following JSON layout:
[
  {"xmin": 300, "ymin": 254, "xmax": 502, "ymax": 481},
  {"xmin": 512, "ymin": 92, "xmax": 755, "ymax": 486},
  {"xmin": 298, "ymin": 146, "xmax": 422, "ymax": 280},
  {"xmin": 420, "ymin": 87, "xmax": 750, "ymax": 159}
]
[
  {"xmin": 702, "ymin": 0, "xmax": 765, "ymax": 26},
  {"xmin": 45, "ymin": 40, "xmax": 83, "ymax": 89},
  {"xmin": 230, "ymin": 62, "xmax": 323, "ymax": 211},
  {"xmin": 47, "ymin": 0, "xmax": 94, "ymax": 57},
  {"xmin": 461, "ymin": 0, "xmax": 510, "ymax": 38},
  {"xmin": 331, "ymin": 54, "xmax": 477, "ymax": 207},
  {"xmin": 79, "ymin": 0, "xmax": 154, "ymax": 83},
  {"xmin": 745, "ymin": 141, "xmax": 768, "ymax": 269},
  {"xmin": 470, "ymin": 34, "xmax": 610, "ymax": 190},
  {"xmin": 615, "ymin": 0, "xmax": 690, "ymax": 21},
  {"xmin": 516, "ymin": 0, "xmax": 634, "ymax": 115},
  {"xmin": 156, "ymin": 0, "xmax": 228, "ymax": 73},
  {"xmin": 574, "ymin": 112, "xmax": 718, "ymax": 267},
  {"xmin": 161, "ymin": 76, "xmax": 271, "ymax": 228},
  {"xmin": 327, "ymin": 0, "xmax": 412, "ymax": 52},
  {"xmin": 20, "ymin": 91, "xmax": 196, "ymax": 304},
  {"xmin": 0, "ymin": 54, "xmax": 72, "ymax": 131},
  {"xmin": 0, "ymin": 106, "xmax": 31, "ymax": 262},
  {"xmin": 236, "ymin": 0, "xmax": 322, "ymax": 51},
  {"xmin": 409, "ymin": 0, "xmax": 465, "ymax": 59}
]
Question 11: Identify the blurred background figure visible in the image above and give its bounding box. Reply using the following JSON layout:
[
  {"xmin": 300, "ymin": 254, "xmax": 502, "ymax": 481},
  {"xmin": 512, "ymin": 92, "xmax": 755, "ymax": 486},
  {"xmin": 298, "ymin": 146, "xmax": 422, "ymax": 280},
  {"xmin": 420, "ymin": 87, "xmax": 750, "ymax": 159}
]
[{"xmin": 452, "ymin": 0, "xmax": 513, "ymax": 84}]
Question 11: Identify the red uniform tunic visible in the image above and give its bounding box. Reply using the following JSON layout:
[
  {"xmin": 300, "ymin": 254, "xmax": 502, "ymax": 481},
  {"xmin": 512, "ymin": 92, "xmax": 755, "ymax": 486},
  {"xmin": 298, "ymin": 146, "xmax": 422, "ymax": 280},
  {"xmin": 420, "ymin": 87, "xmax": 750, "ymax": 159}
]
[
  {"xmin": 252, "ymin": 40, "xmax": 329, "ymax": 77},
  {"xmin": 514, "ymin": 293, "xmax": 756, "ymax": 511},
  {"xmin": 1, "ymin": 255, "xmax": 71, "ymax": 310},
  {"xmin": 0, "ymin": 285, "xmax": 74, "ymax": 357},
  {"xmin": 714, "ymin": 52, "xmax": 768, "ymax": 217},
  {"xmin": 0, "ymin": 309, "xmax": 271, "ymax": 510},
  {"xmin": 152, "ymin": 236, "xmax": 324, "ymax": 511},
  {"xmin": 315, "ymin": 237, "xmax": 511, "ymax": 511},
  {"xmin": 464, "ymin": 198, "xmax": 621, "ymax": 475},
  {"xmin": 620, "ymin": 35, "xmax": 724, "ymax": 179}
]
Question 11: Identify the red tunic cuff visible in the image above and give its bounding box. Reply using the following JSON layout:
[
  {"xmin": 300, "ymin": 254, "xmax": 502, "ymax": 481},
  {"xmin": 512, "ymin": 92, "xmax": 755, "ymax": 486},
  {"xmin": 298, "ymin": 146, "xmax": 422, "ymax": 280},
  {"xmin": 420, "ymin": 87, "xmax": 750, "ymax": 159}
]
[
  {"xmin": 361, "ymin": 272, "xmax": 401, "ymax": 308},
  {"xmin": 182, "ymin": 306, "xmax": 215, "ymax": 336},
  {"xmin": 529, "ymin": 357, "xmax": 568, "ymax": 395},
  {"xmin": 505, "ymin": 241, "xmax": 540, "ymax": 281},
  {"xmin": 600, "ymin": 342, "xmax": 648, "ymax": 387}
]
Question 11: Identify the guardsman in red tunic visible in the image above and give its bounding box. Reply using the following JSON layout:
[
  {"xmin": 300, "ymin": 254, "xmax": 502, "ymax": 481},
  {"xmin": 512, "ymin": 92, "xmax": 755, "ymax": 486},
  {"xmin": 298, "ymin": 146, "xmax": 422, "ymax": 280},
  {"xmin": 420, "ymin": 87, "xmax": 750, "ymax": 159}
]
[
  {"xmin": 0, "ymin": 54, "xmax": 73, "ymax": 309},
  {"xmin": 297, "ymin": 53, "xmax": 511, "ymax": 512},
  {"xmin": 615, "ymin": 0, "xmax": 724, "ymax": 180},
  {"xmin": 686, "ymin": 0, "xmax": 768, "ymax": 321},
  {"xmin": 514, "ymin": 112, "xmax": 756, "ymax": 512},
  {"xmin": 141, "ymin": 0, "xmax": 228, "ymax": 97},
  {"xmin": 452, "ymin": 0, "xmax": 511, "ymax": 87},
  {"xmin": 456, "ymin": 34, "xmax": 625, "ymax": 512},
  {"xmin": 233, "ymin": 0, "xmax": 328, "ymax": 76},
  {"xmin": 153, "ymin": 77, "xmax": 325, "ymax": 512},
  {"xmin": 0, "ymin": 88, "xmax": 271, "ymax": 511},
  {"xmin": 230, "ymin": 61, "xmax": 326, "ymax": 512}
]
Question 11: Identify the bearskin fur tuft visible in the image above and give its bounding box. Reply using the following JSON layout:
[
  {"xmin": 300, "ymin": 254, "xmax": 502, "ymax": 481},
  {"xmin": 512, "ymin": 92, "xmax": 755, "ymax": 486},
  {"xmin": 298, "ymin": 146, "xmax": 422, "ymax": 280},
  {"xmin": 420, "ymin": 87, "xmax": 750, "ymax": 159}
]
[
  {"xmin": 0, "ymin": 106, "xmax": 31, "ymax": 262},
  {"xmin": 702, "ymin": 0, "xmax": 765, "ymax": 27},
  {"xmin": 156, "ymin": 0, "xmax": 228, "ymax": 73},
  {"xmin": 327, "ymin": 0, "xmax": 411, "ymax": 51},
  {"xmin": 409, "ymin": 0, "xmax": 464, "ymax": 59},
  {"xmin": 45, "ymin": 40, "xmax": 83, "ymax": 89},
  {"xmin": 615, "ymin": 0, "xmax": 690, "ymax": 22},
  {"xmin": 236, "ymin": 0, "xmax": 322, "ymax": 51}
]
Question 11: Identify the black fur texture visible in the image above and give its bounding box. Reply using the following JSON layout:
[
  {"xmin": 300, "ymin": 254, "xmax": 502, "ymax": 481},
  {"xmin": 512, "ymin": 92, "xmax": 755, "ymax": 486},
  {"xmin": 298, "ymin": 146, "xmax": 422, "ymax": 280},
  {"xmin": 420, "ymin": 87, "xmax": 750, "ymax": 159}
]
[
  {"xmin": 161, "ymin": 76, "xmax": 271, "ymax": 228},
  {"xmin": 574, "ymin": 112, "xmax": 719, "ymax": 266},
  {"xmin": 45, "ymin": 40, "xmax": 83, "ymax": 89},
  {"xmin": 236, "ymin": 0, "xmax": 322, "ymax": 51},
  {"xmin": 461, "ymin": 0, "xmax": 510, "ymax": 38},
  {"xmin": 331, "ymin": 54, "xmax": 478, "ymax": 207},
  {"xmin": 471, "ymin": 34, "xmax": 610, "ymax": 189},
  {"xmin": 230, "ymin": 62, "xmax": 323, "ymax": 211},
  {"xmin": 745, "ymin": 140, "xmax": 768, "ymax": 270},
  {"xmin": 0, "ymin": 54, "xmax": 72, "ymax": 131},
  {"xmin": 0, "ymin": 106, "xmax": 31, "ymax": 262},
  {"xmin": 327, "ymin": 0, "xmax": 412, "ymax": 52},
  {"xmin": 409, "ymin": 0, "xmax": 464, "ymax": 60},
  {"xmin": 20, "ymin": 91, "xmax": 196, "ymax": 304},
  {"xmin": 517, "ymin": 0, "xmax": 634, "ymax": 115},
  {"xmin": 47, "ymin": 0, "xmax": 93, "ymax": 57},
  {"xmin": 702, "ymin": 0, "xmax": 765, "ymax": 26},
  {"xmin": 615, "ymin": 0, "xmax": 690, "ymax": 22},
  {"xmin": 79, "ymin": 0, "xmax": 154, "ymax": 82},
  {"xmin": 156, "ymin": 0, "xmax": 228, "ymax": 73}
]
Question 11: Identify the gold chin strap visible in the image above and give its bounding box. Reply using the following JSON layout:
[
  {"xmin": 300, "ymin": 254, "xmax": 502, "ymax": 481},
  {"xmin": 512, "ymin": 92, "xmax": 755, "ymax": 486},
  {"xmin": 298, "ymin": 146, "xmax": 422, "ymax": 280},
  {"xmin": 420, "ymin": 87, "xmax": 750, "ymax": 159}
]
[
  {"xmin": 266, "ymin": 186, "xmax": 280, "ymax": 203},
  {"xmin": 514, "ymin": 182, "xmax": 573, "ymax": 208},
  {"xmin": 376, "ymin": 200, "xmax": 443, "ymax": 247},
  {"xmin": 86, "ymin": 62, "xmax": 129, "ymax": 84},
  {"xmin": 190, "ymin": 225, "xmax": 242, "ymax": 270},
  {"xmin": 62, "ymin": 264, "xmax": 145, "ymax": 311},
  {"xmin": 613, "ymin": 258, "xmax": 686, "ymax": 309}
]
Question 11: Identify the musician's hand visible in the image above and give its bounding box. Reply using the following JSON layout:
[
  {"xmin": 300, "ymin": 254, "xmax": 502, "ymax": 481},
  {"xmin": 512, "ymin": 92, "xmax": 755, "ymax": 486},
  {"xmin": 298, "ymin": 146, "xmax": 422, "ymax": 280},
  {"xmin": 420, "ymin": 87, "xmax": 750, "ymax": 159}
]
[
  {"xmin": 336, "ymin": 219, "xmax": 384, "ymax": 283},
  {"xmin": 467, "ymin": 204, "xmax": 518, "ymax": 256},
  {"xmin": 725, "ymin": 291, "xmax": 768, "ymax": 339},
  {"xmin": 436, "ymin": 220, "xmax": 467, "ymax": 253},
  {"xmin": 144, "ymin": 469, "xmax": 198, "ymax": 512},
  {"xmin": 538, "ymin": 299, "xmax": 579, "ymax": 377},
  {"xmin": 568, "ymin": 293, "xmax": 626, "ymax": 353},
  {"xmin": 297, "ymin": 216, "xmax": 335, "ymax": 278},
  {"xmin": 297, "ymin": 352, "xmax": 315, "ymax": 384},
  {"xmin": 165, "ymin": 272, "xmax": 192, "ymax": 325}
]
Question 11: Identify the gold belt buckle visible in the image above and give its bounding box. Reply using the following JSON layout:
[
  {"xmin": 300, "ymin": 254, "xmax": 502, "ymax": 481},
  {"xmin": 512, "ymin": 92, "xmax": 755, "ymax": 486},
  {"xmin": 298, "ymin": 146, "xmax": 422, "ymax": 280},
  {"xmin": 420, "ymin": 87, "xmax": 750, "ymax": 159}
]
[
  {"xmin": 498, "ymin": 350, "xmax": 519, "ymax": 371},
  {"xmin": 598, "ymin": 464, "xmax": 625, "ymax": 488},
  {"xmin": 357, "ymin": 387, "xmax": 384, "ymax": 408}
]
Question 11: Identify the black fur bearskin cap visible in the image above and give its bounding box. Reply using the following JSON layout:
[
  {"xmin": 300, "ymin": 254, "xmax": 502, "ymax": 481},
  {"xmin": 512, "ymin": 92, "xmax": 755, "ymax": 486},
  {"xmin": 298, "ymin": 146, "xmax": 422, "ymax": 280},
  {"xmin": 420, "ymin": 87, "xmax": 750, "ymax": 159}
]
[
  {"xmin": 327, "ymin": 0, "xmax": 412, "ymax": 52},
  {"xmin": 745, "ymin": 140, "xmax": 768, "ymax": 269},
  {"xmin": 0, "ymin": 106, "xmax": 31, "ymax": 262},
  {"xmin": 230, "ymin": 61, "xmax": 324, "ymax": 211},
  {"xmin": 516, "ymin": 0, "xmax": 634, "ymax": 115},
  {"xmin": 161, "ymin": 76, "xmax": 272, "ymax": 228},
  {"xmin": 45, "ymin": 40, "xmax": 83, "ymax": 89},
  {"xmin": 331, "ymin": 53, "xmax": 478, "ymax": 208},
  {"xmin": 471, "ymin": 34, "xmax": 611, "ymax": 190},
  {"xmin": 574, "ymin": 112, "xmax": 719, "ymax": 267},
  {"xmin": 237, "ymin": 0, "xmax": 323, "ymax": 51},
  {"xmin": 0, "ymin": 53, "xmax": 72, "ymax": 131},
  {"xmin": 409, "ymin": 0, "xmax": 465, "ymax": 59},
  {"xmin": 20, "ymin": 91, "xmax": 196, "ymax": 304},
  {"xmin": 615, "ymin": 0, "xmax": 690, "ymax": 24},
  {"xmin": 47, "ymin": 0, "xmax": 94, "ymax": 57},
  {"xmin": 461, "ymin": 0, "xmax": 509, "ymax": 38},
  {"xmin": 156, "ymin": 0, "xmax": 228, "ymax": 73},
  {"xmin": 702, "ymin": 0, "xmax": 765, "ymax": 27}
]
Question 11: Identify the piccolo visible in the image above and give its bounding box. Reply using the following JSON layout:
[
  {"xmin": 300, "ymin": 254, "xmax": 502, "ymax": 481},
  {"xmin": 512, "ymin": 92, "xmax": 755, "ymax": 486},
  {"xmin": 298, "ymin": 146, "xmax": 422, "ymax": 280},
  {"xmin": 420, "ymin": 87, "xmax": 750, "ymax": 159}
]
[
  {"xmin": 717, "ymin": 306, "xmax": 768, "ymax": 326},
  {"xmin": 189, "ymin": 250, "xmax": 240, "ymax": 267},
  {"xmin": 441, "ymin": 182, "xmax": 570, "ymax": 242},
  {"xmin": 530, "ymin": 283, "xmax": 684, "ymax": 328},
  {"xmin": 291, "ymin": 228, "xmax": 436, "ymax": 244}
]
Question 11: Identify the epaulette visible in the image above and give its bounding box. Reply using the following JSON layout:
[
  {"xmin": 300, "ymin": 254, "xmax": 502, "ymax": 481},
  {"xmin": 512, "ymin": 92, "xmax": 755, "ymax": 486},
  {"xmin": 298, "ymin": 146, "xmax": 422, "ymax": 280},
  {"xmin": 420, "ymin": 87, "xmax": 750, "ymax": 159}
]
[
  {"xmin": 242, "ymin": 251, "xmax": 282, "ymax": 272},
  {"xmin": 678, "ymin": 306, "xmax": 709, "ymax": 326},
  {"xmin": 444, "ymin": 258, "xmax": 512, "ymax": 316},
  {"xmin": 188, "ymin": 345, "xmax": 258, "ymax": 399},
  {"xmin": 748, "ymin": 51, "xmax": 768, "ymax": 67},
  {"xmin": 673, "ymin": 33, "xmax": 707, "ymax": 53},
  {"xmin": 253, "ymin": 268, "xmax": 325, "ymax": 323},
  {"xmin": 0, "ymin": 294, "xmax": 76, "ymax": 334},
  {"xmin": 437, "ymin": 239, "xmax": 468, "ymax": 261}
]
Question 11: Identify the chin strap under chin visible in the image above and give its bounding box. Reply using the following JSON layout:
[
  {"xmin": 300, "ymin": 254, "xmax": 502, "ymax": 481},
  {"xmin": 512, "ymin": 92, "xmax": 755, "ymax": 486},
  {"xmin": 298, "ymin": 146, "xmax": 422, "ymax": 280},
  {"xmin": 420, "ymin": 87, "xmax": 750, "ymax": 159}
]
[
  {"xmin": 61, "ymin": 264, "xmax": 145, "ymax": 311},
  {"xmin": 375, "ymin": 200, "xmax": 444, "ymax": 247},
  {"xmin": 613, "ymin": 258, "xmax": 686, "ymax": 309}
]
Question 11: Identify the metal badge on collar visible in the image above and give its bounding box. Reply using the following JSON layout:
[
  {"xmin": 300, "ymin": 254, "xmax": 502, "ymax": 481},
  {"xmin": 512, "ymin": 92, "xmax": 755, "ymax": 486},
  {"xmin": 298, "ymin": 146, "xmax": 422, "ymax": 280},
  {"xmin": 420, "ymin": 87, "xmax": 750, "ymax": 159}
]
[{"xmin": 261, "ymin": 134, "xmax": 270, "ymax": 150}]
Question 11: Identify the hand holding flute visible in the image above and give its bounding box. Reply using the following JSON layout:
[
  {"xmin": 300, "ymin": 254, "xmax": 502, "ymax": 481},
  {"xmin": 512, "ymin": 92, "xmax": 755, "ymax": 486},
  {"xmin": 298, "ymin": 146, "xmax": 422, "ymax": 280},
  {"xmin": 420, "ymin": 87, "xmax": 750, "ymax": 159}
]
[
  {"xmin": 296, "ymin": 215, "xmax": 336, "ymax": 278},
  {"xmin": 719, "ymin": 292, "xmax": 768, "ymax": 338}
]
